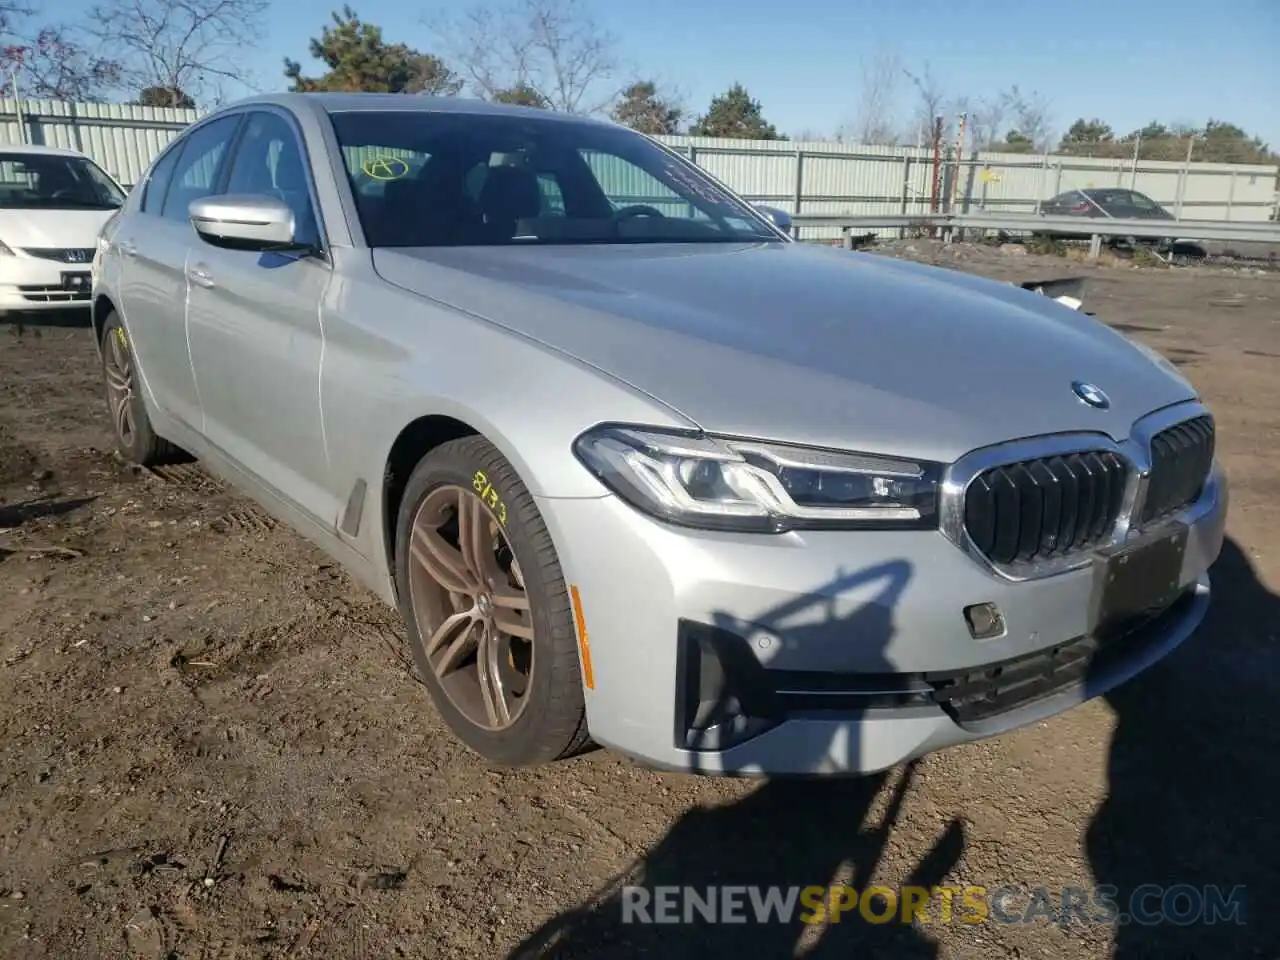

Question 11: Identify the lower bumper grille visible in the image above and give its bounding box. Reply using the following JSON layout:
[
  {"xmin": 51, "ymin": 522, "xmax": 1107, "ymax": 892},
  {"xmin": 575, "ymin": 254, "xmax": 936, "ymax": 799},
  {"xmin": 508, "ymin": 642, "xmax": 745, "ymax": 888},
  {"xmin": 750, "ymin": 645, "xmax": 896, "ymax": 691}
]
[
  {"xmin": 675, "ymin": 621, "xmax": 934, "ymax": 751},
  {"xmin": 675, "ymin": 586, "xmax": 1196, "ymax": 749},
  {"xmin": 17, "ymin": 284, "xmax": 90, "ymax": 303},
  {"xmin": 1140, "ymin": 415, "xmax": 1215, "ymax": 526},
  {"xmin": 925, "ymin": 589, "xmax": 1195, "ymax": 724}
]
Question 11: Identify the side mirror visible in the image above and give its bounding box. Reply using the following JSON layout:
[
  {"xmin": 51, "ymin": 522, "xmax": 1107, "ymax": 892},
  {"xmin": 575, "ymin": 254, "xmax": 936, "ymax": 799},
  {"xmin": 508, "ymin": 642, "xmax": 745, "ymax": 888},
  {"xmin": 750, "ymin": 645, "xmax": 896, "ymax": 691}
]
[
  {"xmin": 1020, "ymin": 276, "xmax": 1086, "ymax": 311},
  {"xmin": 755, "ymin": 204, "xmax": 793, "ymax": 235},
  {"xmin": 189, "ymin": 194, "xmax": 296, "ymax": 249}
]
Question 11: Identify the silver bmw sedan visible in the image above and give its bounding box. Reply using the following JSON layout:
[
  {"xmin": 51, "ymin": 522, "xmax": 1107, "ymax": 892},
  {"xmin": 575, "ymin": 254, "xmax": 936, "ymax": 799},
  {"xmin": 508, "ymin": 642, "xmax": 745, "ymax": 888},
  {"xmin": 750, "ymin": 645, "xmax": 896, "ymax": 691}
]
[{"xmin": 91, "ymin": 93, "xmax": 1227, "ymax": 775}]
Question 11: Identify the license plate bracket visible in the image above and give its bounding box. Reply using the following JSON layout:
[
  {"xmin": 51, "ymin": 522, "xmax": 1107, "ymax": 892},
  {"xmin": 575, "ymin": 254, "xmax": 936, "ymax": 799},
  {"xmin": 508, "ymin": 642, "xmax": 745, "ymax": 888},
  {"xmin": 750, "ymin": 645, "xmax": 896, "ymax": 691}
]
[
  {"xmin": 1090, "ymin": 524, "xmax": 1188, "ymax": 637},
  {"xmin": 61, "ymin": 271, "xmax": 91, "ymax": 291}
]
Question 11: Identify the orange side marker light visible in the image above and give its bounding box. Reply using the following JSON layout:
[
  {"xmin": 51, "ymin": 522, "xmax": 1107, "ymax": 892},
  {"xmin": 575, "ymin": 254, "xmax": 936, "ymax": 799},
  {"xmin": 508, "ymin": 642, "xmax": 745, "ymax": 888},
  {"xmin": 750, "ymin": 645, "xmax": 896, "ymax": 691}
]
[{"xmin": 569, "ymin": 584, "xmax": 595, "ymax": 690}]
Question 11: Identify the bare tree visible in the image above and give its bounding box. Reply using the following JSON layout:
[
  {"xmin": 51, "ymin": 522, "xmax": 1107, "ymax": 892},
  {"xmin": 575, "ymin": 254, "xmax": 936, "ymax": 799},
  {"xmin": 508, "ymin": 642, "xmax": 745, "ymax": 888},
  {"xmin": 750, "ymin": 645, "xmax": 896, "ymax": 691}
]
[
  {"xmin": 955, "ymin": 93, "xmax": 1007, "ymax": 151},
  {"xmin": 793, "ymin": 127, "xmax": 833, "ymax": 143},
  {"xmin": 903, "ymin": 61, "xmax": 950, "ymax": 145},
  {"xmin": 1001, "ymin": 85, "xmax": 1053, "ymax": 152},
  {"xmin": 84, "ymin": 0, "xmax": 270, "ymax": 105},
  {"xmin": 844, "ymin": 50, "xmax": 900, "ymax": 145},
  {"xmin": 0, "ymin": 0, "xmax": 31, "ymax": 35},
  {"xmin": 0, "ymin": 25, "xmax": 121, "ymax": 100},
  {"xmin": 431, "ymin": 0, "xmax": 621, "ymax": 114}
]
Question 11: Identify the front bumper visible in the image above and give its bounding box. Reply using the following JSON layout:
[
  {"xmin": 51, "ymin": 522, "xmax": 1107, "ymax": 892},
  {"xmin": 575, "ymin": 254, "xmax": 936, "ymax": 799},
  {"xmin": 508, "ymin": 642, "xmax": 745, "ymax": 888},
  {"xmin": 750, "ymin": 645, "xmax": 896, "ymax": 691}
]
[
  {"xmin": 0, "ymin": 253, "xmax": 93, "ymax": 312},
  {"xmin": 540, "ymin": 462, "xmax": 1227, "ymax": 776}
]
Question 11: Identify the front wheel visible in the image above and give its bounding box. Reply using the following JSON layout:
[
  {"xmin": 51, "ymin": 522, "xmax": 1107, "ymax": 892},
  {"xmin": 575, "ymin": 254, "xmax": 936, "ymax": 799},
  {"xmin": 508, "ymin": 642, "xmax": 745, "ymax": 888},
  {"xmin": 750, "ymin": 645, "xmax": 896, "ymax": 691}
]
[{"xmin": 394, "ymin": 436, "xmax": 589, "ymax": 766}]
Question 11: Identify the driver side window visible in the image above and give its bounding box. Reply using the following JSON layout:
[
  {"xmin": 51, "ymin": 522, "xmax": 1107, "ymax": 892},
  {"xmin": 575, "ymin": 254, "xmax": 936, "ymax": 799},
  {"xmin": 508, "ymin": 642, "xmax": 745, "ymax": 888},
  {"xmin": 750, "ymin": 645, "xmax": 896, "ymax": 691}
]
[
  {"xmin": 161, "ymin": 115, "xmax": 240, "ymax": 223},
  {"xmin": 223, "ymin": 111, "xmax": 322, "ymax": 249}
]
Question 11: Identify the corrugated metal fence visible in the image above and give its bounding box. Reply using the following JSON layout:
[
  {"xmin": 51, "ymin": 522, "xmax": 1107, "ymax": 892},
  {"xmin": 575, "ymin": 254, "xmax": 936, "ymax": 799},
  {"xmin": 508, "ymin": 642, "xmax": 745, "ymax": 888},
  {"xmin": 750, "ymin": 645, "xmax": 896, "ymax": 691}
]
[
  {"xmin": 658, "ymin": 136, "xmax": 1278, "ymax": 240},
  {"xmin": 0, "ymin": 99, "xmax": 198, "ymax": 188},
  {"xmin": 3, "ymin": 98, "xmax": 1276, "ymax": 241}
]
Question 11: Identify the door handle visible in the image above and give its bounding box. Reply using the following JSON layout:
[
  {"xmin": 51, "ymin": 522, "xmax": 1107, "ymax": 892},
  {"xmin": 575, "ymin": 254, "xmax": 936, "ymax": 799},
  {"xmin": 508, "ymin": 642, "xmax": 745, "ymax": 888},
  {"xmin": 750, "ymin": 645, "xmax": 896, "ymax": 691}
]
[
  {"xmin": 186, "ymin": 265, "xmax": 216, "ymax": 289},
  {"xmin": 118, "ymin": 240, "xmax": 137, "ymax": 258}
]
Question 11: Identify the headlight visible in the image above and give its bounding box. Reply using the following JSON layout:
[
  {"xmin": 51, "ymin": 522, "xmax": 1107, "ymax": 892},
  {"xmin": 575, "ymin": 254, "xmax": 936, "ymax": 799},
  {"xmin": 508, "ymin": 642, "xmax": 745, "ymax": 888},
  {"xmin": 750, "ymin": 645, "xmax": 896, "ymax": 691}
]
[{"xmin": 573, "ymin": 425, "xmax": 940, "ymax": 533}]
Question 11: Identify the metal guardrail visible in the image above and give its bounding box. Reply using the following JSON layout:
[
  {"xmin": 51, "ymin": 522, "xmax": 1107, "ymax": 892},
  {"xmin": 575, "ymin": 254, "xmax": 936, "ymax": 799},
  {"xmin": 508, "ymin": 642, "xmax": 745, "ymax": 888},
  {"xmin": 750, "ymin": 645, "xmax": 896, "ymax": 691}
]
[{"xmin": 792, "ymin": 213, "xmax": 1280, "ymax": 254}]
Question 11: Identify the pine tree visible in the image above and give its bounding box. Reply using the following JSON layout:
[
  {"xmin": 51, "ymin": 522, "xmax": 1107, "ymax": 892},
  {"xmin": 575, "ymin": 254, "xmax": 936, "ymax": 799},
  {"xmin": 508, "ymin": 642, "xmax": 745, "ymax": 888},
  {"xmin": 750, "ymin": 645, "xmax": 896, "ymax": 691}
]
[
  {"xmin": 611, "ymin": 80, "xmax": 682, "ymax": 134},
  {"xmin": 284, "ymin": 6, "xmax": 462, "ymax": 95},
  {"xmin": 689, "ymin": 83, "xmax": 781, "ymax": 140}
]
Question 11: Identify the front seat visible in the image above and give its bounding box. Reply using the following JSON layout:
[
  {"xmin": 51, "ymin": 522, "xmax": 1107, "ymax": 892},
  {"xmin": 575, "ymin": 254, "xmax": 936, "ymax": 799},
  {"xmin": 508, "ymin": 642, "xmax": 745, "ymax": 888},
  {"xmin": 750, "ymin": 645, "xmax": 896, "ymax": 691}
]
[
  {"xmin": 477, "ymin": 166, "xmax": 542, "ymax": 242},
  {"xmin": 384, "ymin": 158, "xmax": 477, "ymax": 246}
]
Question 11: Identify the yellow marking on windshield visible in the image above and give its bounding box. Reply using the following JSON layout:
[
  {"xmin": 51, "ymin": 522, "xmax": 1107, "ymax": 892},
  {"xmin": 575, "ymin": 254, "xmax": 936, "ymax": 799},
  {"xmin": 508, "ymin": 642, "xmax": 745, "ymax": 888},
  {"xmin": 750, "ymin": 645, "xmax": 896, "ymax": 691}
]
[{"xmin": 361, "ymin": 156, "xmax": 409, "ymax": 181}]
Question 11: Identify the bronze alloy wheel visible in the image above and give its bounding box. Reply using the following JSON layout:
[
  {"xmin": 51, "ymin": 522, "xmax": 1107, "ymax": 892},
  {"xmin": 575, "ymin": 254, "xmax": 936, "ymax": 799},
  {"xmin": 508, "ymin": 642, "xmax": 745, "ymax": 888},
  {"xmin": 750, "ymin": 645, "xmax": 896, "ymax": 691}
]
[
  {"xmin": 393, "ymin": 436, "xmax": 590, "ymax": 767},
  {"xmin": 406, "ymin": 484, "xmax": 535, "ymax": 731},
  {"xmin": 103, "ymin": 327, "xmax": 137, "ymax": 448}
]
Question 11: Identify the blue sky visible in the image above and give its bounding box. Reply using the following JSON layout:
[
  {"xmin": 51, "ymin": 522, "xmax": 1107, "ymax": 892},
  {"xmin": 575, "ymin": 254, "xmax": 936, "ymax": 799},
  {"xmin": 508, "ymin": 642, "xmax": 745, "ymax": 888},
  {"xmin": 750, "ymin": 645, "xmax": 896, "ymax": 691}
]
[{"xmin": 62, "ymin": 0, "xmax": 1280, "ymax": 147}]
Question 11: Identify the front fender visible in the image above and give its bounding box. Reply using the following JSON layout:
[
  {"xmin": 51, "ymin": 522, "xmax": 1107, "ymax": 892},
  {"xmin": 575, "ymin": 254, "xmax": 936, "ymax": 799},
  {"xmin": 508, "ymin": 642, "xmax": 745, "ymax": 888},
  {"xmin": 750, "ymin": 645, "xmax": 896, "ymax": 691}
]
[{"xmin": 319, "ymin": 272, "xmax": 693, "ymax": 582}]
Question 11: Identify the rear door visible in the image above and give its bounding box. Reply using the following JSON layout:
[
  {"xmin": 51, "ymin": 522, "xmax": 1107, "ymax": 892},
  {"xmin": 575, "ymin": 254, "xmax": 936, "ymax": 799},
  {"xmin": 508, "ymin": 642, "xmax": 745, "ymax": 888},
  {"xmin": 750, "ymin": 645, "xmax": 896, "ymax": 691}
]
[
  {"xmin": 114, "ymin": 115, "xmax": 243, "ymax": 430},
  {"xmin": 186, "ymin": 108, "xmax": 337, "ymax": 526}
]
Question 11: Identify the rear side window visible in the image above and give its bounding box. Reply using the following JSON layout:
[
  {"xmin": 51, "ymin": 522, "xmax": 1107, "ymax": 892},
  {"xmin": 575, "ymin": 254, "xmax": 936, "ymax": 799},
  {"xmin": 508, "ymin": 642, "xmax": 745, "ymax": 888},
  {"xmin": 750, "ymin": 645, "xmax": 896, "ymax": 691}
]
[
  {"xmin": 141, "ymin": 142, "xmax": 183, "ymax": 215},
  {"xmin": 161, "ymin": 115, "xmax": 242, "ymax": 222},
  {"xmin": 1093, "ymin": 190, "xmax": 1133, "ymax": 207}
]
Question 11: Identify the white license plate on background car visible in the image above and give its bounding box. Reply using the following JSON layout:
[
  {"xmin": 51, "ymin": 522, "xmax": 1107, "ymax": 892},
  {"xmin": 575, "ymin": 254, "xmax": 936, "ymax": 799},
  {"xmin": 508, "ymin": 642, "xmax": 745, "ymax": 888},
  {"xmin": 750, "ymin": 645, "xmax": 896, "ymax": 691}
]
[{"xmin": 61, "ymin": 272, "xmax": 91, "ymax": 291}]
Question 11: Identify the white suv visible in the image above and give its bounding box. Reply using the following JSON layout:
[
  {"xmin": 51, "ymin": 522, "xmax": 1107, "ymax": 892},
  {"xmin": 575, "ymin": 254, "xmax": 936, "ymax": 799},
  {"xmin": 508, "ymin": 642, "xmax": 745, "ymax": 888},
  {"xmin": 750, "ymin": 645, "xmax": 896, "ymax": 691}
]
[{"xmin": 0, "ymin": 144, "xmax": 126, "ymax": 317}]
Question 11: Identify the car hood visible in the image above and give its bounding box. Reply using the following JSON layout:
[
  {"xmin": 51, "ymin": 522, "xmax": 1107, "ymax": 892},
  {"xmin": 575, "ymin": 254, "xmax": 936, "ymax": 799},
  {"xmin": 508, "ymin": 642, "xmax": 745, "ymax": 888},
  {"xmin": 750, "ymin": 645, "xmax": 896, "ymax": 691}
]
[
  {"xmin": 0, "ymin": 208, "xmax": 117, "ymax": 249},
  {"xmin": 373, "ymin": 242, "xmax": 1197, "ymax": 463}
]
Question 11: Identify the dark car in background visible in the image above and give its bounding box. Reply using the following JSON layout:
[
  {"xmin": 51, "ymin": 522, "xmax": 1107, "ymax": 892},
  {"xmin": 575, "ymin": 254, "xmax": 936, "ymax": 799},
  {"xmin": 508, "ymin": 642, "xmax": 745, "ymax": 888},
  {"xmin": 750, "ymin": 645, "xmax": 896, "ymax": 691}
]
[
  {"xmin": 1041, "ymin": 188, "xmax": 1174, "ymax": 221},
  {"xmin": 1038, "ymin": 188, "xmax": 1206, "ymax": 258}
]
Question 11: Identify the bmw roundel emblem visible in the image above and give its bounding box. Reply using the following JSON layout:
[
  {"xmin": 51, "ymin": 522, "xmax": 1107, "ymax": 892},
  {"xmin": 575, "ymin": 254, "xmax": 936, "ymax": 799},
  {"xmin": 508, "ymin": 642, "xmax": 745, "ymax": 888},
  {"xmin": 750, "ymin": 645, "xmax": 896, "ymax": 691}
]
[{"xmin": 1071, "ymin": 381, "xmax": 1110, "ymax": 409}]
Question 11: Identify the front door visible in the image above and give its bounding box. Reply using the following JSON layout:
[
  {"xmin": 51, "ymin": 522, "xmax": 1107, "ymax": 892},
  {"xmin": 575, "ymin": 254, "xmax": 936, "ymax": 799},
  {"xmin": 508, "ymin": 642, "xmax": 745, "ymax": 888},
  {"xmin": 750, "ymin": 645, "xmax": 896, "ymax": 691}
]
[
  {"xmin": 186, "ymin": 109, "xmax": 337, "ymax": 527},
  {"xmin": 114, "ymin": 115, "xmax": 241, "ymax": 430}
]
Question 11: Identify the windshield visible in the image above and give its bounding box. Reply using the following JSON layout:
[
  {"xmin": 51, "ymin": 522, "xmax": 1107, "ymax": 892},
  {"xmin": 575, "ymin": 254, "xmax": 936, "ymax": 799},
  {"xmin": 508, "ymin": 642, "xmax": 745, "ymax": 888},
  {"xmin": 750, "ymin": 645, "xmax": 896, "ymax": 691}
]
[
  {"xmin": 0, "ymin": 152, "xmax": 125, "ymax": 210},
  {"xmin": 330, "ymin": 110, "xmax": 780, "ymax": 247}
]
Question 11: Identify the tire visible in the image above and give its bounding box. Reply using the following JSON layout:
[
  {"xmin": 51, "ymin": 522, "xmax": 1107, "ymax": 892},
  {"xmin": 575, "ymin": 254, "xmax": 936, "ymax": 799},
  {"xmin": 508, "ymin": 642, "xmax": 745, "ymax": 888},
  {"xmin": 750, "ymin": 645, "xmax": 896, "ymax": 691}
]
[
  {"xmin": 100, "ymin": 311, "xmax": 180, "ymax": 466},
  {"xmin": 394, "ymin": 435, "xmax": 589, "ymax": 766}
]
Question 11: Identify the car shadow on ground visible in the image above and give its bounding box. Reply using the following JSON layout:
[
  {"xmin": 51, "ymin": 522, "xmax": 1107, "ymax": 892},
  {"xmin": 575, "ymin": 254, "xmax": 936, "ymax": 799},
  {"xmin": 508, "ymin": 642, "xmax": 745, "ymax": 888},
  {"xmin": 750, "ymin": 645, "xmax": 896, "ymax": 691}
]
[
  {"xmin": 509, "ymin": 560, "xmax": 965, "ymax": 959},
  {"xmin": 0, "ymin": 307, "xmax": 93, "ymax": 332},
  {"xmin": 1086, "ymin": 535, "xmax": 1280, "ymax": 956},
  {"xmin": 509, "ymin": 535, "xmax": 1278, "ymax": 958}
]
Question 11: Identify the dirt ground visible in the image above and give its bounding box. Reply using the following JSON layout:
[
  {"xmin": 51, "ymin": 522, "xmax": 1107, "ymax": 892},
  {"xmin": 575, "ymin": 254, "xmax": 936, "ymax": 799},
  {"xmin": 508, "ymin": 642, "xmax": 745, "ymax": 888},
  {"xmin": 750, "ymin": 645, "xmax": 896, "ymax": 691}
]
[{"xmin": 1, "ymin": 247, "xmax": 1278, "ymax": 960}]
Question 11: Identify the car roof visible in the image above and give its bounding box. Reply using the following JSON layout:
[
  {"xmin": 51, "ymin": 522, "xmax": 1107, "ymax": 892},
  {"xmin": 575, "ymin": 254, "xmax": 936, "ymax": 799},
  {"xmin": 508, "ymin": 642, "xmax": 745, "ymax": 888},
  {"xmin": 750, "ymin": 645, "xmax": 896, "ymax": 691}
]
[
  {"xmin": 0, "ymin": 143, "xmax": 90, "ymax": 158},
  {"xmin": 211, "ymin": 91, "xmax": 614, "ymax": 127}
]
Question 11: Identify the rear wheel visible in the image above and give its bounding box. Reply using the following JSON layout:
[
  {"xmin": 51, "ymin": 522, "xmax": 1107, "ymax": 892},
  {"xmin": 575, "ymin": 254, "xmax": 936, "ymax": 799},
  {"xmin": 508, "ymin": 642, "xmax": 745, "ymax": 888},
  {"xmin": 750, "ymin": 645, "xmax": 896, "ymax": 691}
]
[
  {"xmin": 100, "ymin": 311, "xmax": 179, "ymax": 466},
  {"xmin": 394, "ymin": 436, "xmax": 589, "ymax": 766}
]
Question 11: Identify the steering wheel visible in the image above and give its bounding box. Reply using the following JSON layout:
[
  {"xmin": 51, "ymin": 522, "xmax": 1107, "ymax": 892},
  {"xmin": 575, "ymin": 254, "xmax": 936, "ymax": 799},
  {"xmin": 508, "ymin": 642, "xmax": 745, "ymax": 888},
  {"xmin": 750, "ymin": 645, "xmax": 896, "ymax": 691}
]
[{"xmin": 613, "ymin": 204, "xmax": 666, "ymax": 221}]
